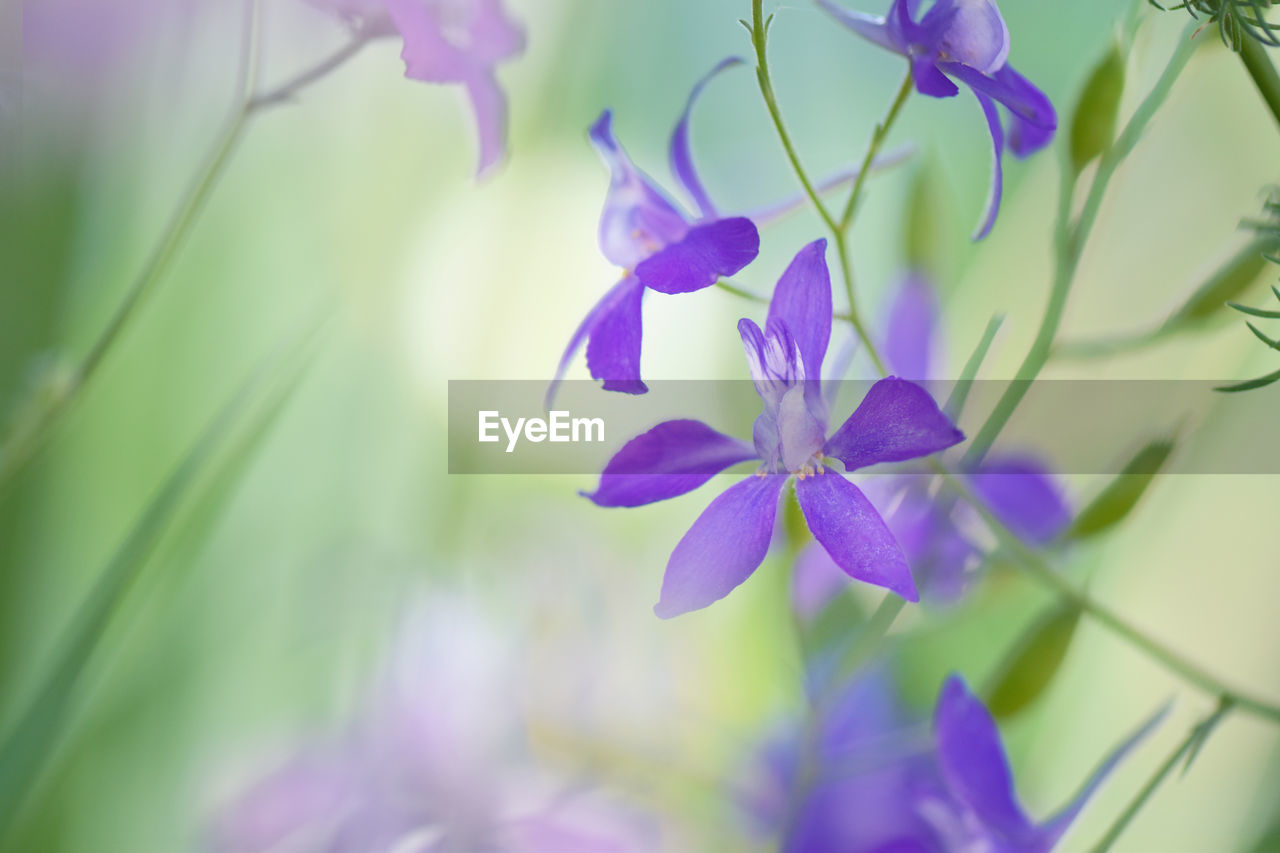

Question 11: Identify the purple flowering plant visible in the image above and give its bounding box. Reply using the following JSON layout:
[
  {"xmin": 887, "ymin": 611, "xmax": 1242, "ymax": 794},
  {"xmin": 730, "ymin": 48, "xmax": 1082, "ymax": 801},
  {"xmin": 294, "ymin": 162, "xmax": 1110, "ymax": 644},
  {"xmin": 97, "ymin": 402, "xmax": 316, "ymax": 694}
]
[
  {"xmin": 740, "ymin": 669, "xmax": 1167, "ymax": 852},
  {"xmin": 585, "ymin": 240, "xmax": 964, "ymax": 615},
  {"xmin": 795, "ymin": 275, "xmax": 1071, "ymax": 611},
  {"xmin": 309, "ymin": 0, "xmax": 525, "ymax": 175},
  {"xmin": 819, "ymin": 0, "xmax": 1057, "ymax": 238},
  {"xmin": 9, "ymin": 0, "xmax": 1280, "ymax": 848},
  {"xmin": 549, "ymin": 60, "xmax": 763, "ymax": 402}
]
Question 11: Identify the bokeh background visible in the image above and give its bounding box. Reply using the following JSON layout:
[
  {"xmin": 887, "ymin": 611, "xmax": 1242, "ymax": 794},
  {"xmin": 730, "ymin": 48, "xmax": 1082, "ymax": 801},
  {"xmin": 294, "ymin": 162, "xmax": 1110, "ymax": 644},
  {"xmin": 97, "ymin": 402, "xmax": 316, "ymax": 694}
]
[{"xmin": 4, "ymin": 0, "xmax": 1280, "ymax": 850}]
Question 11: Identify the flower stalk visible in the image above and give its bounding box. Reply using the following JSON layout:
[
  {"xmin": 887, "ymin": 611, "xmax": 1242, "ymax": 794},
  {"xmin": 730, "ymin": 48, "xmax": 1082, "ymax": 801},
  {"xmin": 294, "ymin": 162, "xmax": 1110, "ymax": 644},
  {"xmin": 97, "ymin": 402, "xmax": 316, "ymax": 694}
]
[
  {"xmin": 963, "ymin": 20, "xmax": 1203, "ymax": 466},
  {"xmin": 1239, "ymin": 33, "xmax": 1280, "ymax": 132},
  {"xmin": 1090, "ymin": 698, "xmax": 1235, "ymax": 851},
  {"xmin": 0, "ymin": 2, "xmax": 381, "ymax": 496},
  {"xmin": 749, "ymin": 0, "xmax": 899, "ymax": 374},
  {"xmin": 933, "ymin": 461, "xmax": 1280, "ymax": 724}
]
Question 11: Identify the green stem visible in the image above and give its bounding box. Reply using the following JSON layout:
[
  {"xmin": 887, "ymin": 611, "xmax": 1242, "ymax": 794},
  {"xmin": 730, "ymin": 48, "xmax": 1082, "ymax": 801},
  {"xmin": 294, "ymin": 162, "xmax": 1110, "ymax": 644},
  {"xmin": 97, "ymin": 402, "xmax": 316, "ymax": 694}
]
[
  {"xmin": 839, "ymin": 70, "xmax": 913, "ymax": 230},
  {"xmin": 834, "ymin": 592, "xmax": 906, "ymax": 684},
  {"xmin": 714, "ymin": 279, "xmax": 769, "ymax": 305},
  {"xmin": 1238, "ymin": 34, "xmax": 1280, "ymax": 133},
  {"xmin": 749, "ymin": 1, "xmax": 840, "ymax": 236},
  {"xmin": 748, "ymin": 0, "xmax": 894, "ymax": 374},
  {"xmin": 933, "ymin": 462, "xmax": 1280, "ymax": 724},
  {"xmin": 963, "ymin": 23, "xmax": 1201, "ymax": 466},
  {"xmin": 1053, "ymin": 327, "xmax": 1165, "ymax": 360},
  {"xmin": 1090, "ymin": 699, "xmax": 1235, "ymax": 852},
  {"xmin": 0, "ymin": 14, "xmax": 372, "ymax": 495},
  {"xmin": 832, "ymin": 231, "xmax": 889, "ymax": 374}
]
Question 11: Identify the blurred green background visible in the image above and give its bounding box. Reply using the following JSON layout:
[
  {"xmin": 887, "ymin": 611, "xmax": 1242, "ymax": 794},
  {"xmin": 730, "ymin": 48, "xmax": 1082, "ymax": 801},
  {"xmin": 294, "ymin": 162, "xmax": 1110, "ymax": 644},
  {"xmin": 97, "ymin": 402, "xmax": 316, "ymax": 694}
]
[{"xmin": 4, "ymin": 0, "xmax": 1280, "ymax": 850}]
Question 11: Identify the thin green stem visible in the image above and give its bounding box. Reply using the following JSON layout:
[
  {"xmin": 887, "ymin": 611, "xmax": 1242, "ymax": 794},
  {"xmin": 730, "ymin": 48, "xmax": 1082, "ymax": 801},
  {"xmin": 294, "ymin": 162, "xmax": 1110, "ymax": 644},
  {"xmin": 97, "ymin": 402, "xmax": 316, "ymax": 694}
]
[
  {"xmin": 933, "ymin": 461, "xmax": 1280, "ymax": 724},
  {"xmin": 1053, "ymin": 327, "xmax": 1165, "ymax": 360},
  {"xmin": 1238, "ymin": 33, "xmax": 1280, "ymax": 133},
  {"xmin": 834, "ymin": 592, "xmax": 907, "ymax": 684},
  {"xmin": 248, "ymin": 29, "xmax": 376, "ymax": 111},
  {"xmin": 1090, "ymin": 698, "xmax": 1235, "ymax": 852},
  {"xmin": 963, "ymin": 22, "xmax": 1201, "ymax": 466},
  {"xmin": 748, "ymin": 0, "xmax": 889, "ymax": 373},
  {"xmin": 839, "ymin": 70, "xmax": 913, "ymax": 231},
  {"xmin": 0, "ymin": 9, "xmax": 373, "ymax": 495},
  {"xmin": 749, "ymin": 1, "xmax": 839, "ymax": 235},
  {"xmin": 833, "ymin": 231, "xmax": 889, "ymax": 374},
  {"xmin": 714, "ymin": 279, "xmax": 769, "ymax": 305}
]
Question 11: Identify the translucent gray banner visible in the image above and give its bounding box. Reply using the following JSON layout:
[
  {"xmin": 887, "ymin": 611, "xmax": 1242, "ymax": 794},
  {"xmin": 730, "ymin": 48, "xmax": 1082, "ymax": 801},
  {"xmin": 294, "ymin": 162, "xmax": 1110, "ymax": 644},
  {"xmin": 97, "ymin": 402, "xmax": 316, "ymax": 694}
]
[{"xmin": 447, "ymin": 380, "xmax": 1280, "ymax": 475}]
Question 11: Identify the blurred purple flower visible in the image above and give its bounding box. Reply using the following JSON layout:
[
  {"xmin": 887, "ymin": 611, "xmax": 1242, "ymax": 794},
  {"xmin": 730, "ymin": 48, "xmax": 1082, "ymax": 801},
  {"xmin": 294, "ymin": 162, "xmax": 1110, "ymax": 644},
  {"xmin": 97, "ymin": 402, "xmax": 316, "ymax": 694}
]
[
  {"xmin": 548, "ymin": 59, "xmax": 762, "ymax": 403},
  {"xmin": 741, "ymin": 670, "xmax": 1165, "ymax": 852},
  {"xmin": 210, "ymin": 598, "xmax": 651, "ymax": 852},
  {"xmin": 794, "ymin": 274, "xmax": 1069, "ymax": 614},
  {"xmin": 311, "ymin": 0, "xmax": 525, "ymax": 175},
  {"xmin": 819, "ymin": 0, "xmax": 1057, "ymax": 239},
  {"xmin": 584, "ymin": 241, "xmax": 964, "ymax": 617}
]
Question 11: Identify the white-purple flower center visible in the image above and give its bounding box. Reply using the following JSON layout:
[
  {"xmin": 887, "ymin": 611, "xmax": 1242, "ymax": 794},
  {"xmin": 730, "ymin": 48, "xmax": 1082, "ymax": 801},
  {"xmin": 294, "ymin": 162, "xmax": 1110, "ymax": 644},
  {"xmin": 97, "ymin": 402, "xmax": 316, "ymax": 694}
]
[{"xmin": 741, "ymin": 319, "xmax": 827, "ymax": 476}]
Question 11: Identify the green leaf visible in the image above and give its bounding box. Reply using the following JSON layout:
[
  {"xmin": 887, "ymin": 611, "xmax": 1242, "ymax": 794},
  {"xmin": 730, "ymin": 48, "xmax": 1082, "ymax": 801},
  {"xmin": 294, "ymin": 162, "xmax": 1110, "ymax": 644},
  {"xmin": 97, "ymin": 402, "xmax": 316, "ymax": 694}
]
[
  {"xmin": 1160, "ymin": 239, "xmax": 1275, "ymax": 331},
  {"xmin": 985, "ymin": 603, "xmax": 1082, "ymax": 719},
  {"xmin": 945, "ymin": 313, "xmax": 1004, "ymax": 422},
  {"xmin": 903, "ymin": 160, "xmax": 950, "ymax": 276},
  {"xmin": 1228, "ymin": 301, "xmax": 1280, "ymax": 319},
  {"xmin": 0, "ymin": 330, "xmax": 318, "ymax": 839},
  {"xmin": 1068, "ymin": 438, "xmax": 1176, "ymax": 540},
  {"xmin": 1070, "ymin": 44, "xmax": 1126, "ymax": 174},
  {"xmin": 1215, "ymin": 366, "xmax": 1280, "ymax": 393},
  {"xmin": 1245, "ymin": 321, "xmax": 1280, "ymax": 350}
]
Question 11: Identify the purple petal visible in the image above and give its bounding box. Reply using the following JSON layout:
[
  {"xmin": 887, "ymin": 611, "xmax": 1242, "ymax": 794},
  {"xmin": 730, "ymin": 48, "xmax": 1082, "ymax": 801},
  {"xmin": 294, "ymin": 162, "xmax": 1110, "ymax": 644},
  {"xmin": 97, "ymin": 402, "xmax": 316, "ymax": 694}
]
[
  {"xmin": 913, "ymin": 58, "xmax": 960, "ymax": 98},
  {"xmin": 586, "ymin": 275, "xmax": 647, "ymax": 394},
  {"xmin": 891, "ymin": 0, "xmax": 929, "ymax": 46},
  {"xmin": 882, "ymin": 481, "xmax": 978, "ymax": 602},
  {"xmin": 817, "ymin": 0, "xmax": 908, "ymax": 55},
  {"xmin": 387, "ymin": 0, "xmax": 523, "ymax": 79},
  {"xmin": 212, "ymin": 750, "xmax": 358, "ymax": 852},
  {"xmin": 767, "ymin": 239, "xmax": 833, "ymax": 412},
  {"xmin": 884, "ymin": 273, "xmax": 939, "ymax": 381},
  {"xmin": 463, "ymin": 0, "xmax": 527, "ymax": 65},
  {"xmin": 464, "ymin": 73, "xmax": 507, "ymax": 176},
  {"xmin": 795, "ymin": 473, "xmax": 918, "ymax": 602},
  {"xmin": 994, "ymin": 65, "xmax": 1058, "ymax": 156},
  {"xmin": 669, "ymin": 57, "xmax": 745, "ymax": 221},
  {"xmin": 548, "ymin": 275, "xmax": 643, "ymax": 407},
  {"xmin": 825, "ymin": 378, "xmax": 964, "ymax": 471},
  {"xmin": 929, "ymin": 0, "xmax": 1009, "ymax": 74},
  {"xmin": 635, "ymin": 217, "xmax": 760, "ymax": 295},
  {"xmin": 933, "ymin": 675, "xmax": 1037, "ymax": 840},
  {"xmin": 1037, "ymin": 703, "xmax": 1170, "ymax": 848},
  {"xmin": 943, "ymin": 61, "xmax": 1057, "ymax": 137},
  {"xmin": 584, "ymin": 420, "xmax": 758, "ymax": 508},
  {"xmin": 968, "ymin": 457, "xmax": 1070, "ymax": 546},
  {"xmin": 655, "ymin": 474, "xmax": 788, "ymax": 618},
  {"xmin": 969, "ymin": 89, "xmax": 1005, "ymax": 241},
  {"xmin": 589, "ymin": 111, "xmax": 690, "ymax": 269}
]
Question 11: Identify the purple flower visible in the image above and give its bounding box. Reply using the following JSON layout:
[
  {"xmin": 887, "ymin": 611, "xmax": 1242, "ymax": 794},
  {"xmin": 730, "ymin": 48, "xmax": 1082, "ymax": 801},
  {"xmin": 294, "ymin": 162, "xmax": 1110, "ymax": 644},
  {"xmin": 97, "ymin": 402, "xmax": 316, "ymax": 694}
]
[
  {"xmin": 584, "ymin": 241, "xmax": 964, "ymax": 617},
  {"xmin": 312, "ymin": 0, "xmax": 525, "ymax": 176},
  {"xmin": 794, "ymin": 274, "xmax": 1069, "ymax": 613},
  {"xmin": 549, "ymin": 59, "xmax": 762, "ymax": 403},
  {"xmin": 819, "ymin": 0, "xmax": 1057, "ymax": 239},
  {"xmin": 741, "ymin": 671, "xmax": 1165, "ymax": 852},
  {"xmin": 210, "ymin": 597, "xmax": 652, "ymax": 852}
]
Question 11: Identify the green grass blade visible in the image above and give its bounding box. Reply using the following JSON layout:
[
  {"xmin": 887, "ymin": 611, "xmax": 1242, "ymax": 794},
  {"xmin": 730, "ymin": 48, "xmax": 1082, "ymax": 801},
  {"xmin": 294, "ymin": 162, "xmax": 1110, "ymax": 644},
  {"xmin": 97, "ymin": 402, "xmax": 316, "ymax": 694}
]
[
  {"xmin": 945, "ymin": 313, "xmax": 1005, "ymax": 422},
  {"xmin": 0, "ymin": 326, "xmax": 321, "ymax": 840}
]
